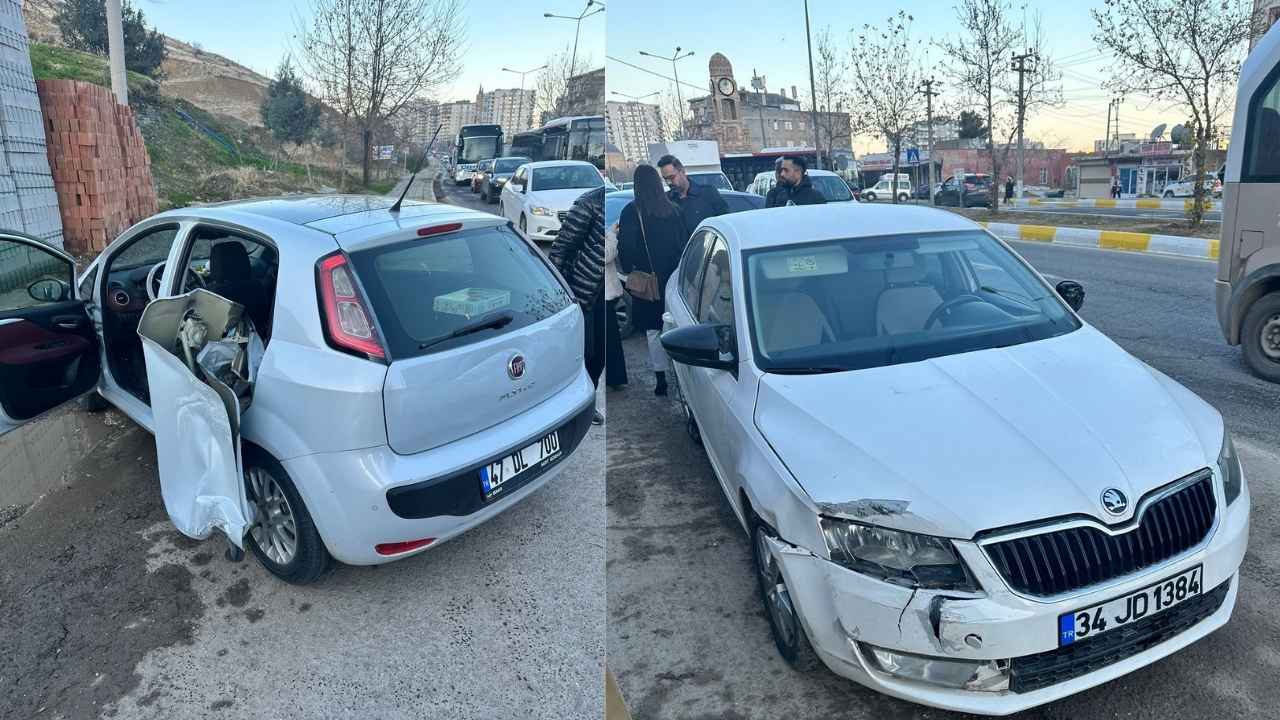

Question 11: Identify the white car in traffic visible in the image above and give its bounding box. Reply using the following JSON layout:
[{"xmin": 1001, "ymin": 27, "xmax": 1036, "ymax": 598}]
[
  {"xmin": 500, "ymin": 160, "xmax": 605, "ymax": 242},
  {"xmin": 659, "ymin": 202, "xmax": 1248, "ymax": 715},
  {"xmin": 746, "ymin": 169, "xmax": 855, "ymax": 202}
]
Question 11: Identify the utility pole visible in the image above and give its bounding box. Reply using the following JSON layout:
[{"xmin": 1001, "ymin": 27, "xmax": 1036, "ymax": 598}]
[
  {"xmin": 544, "ymin": 1, "xmax": 604, "ymax": 83},
  {"xmin": 106, "ymin": 0, "xmax": 127, "ymax": 104},
  {"xmin": 920, "ymin": 78, "xmax": 940, "ymax": 205},
  {"xmin": 503, "ymin": 65, "xmax": 546, "ymax": 133},
  {"xmin": 752, "ymin": 70, "xmax": 768, "ymax": 149},
  {"xmin": 1011, "ymin": 50, "xmax": 1038, "ymax": 200},
  {"xmin": 1104, "ymin": 99, "xmax": 1113, "ymax": 155},
  {"xmin": 639, "ymin": 47, "xmax": 694, "ymax": 139},
  {"xmin": 803, "ymin": 0, "xmax": 822, "ymax": 168}
]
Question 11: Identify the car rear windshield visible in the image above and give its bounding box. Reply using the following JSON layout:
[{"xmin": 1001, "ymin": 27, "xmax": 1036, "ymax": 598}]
[
  {"xmin": 494, "ymin": 158, "xmax": 527, "ymax": 173},
  {"xmin": 743, "ymin": 230, "xmax": 1080, "ymax": 373},
  {"xmin": 348, "ymin": 224, "xmax": 573, "ymax": 359},
  {"xmin": 690, "ymin": 173, "xmax": 733, "ymax": 191},
  {"xmin": 810, "ymin": 175, "xmax": 853, "ymax": 201},
  {"xmin": 531, "ymin": 165, "xmax": 604, "ymax": 191}
]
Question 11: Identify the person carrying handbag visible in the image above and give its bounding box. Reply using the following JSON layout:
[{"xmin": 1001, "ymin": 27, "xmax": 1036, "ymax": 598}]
[{"xmin": 618, "ymin": 164, "xmax": 687, "ymax": 396}]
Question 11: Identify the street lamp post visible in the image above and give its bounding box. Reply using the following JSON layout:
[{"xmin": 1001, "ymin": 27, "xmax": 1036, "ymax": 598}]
[
  {"xmin": 803, "ymin": 0, "xmax": 821, "ymax": 169},
  {"xmin": 502, "ymin": 65, "xmax": 546, "ymax": 133},
  {"xmin": 545, "ymin": 1, "xmax": 605, "ymax": 82},
  {"xmin": 639, "ymin": 47, "xmax": 694, "ymax": 139}
]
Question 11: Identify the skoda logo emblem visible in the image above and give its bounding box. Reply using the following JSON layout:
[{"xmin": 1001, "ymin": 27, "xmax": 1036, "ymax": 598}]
[
  {"xmin": 507, "ymin": 354, "xmax": 526, "ymax": 380},
  {"xmin": 1100, "ymin": 488, "xmax": 1129, "ymax": 516}
]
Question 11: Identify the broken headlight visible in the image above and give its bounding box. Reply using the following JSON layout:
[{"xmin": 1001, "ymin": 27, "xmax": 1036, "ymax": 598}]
[
  {"xmin": 820, "ymin": 518, "xmax": 979, "ymax": 591},
  {"xmin": 1218, "ymin": 431, "xmax": 1243, "ymax": 505}
]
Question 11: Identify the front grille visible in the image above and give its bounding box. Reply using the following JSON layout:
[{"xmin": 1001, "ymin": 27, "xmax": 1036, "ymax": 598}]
[
  {"xmin": 1009, "ymin": 578, "xmax": 1230, "ymax": 693},
  {"xmin": 985, "ymin": 473, "xmax": 1216, "ymax": 597}
]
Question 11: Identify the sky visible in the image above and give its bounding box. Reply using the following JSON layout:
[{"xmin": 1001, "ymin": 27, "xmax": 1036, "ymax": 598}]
[
  {"xmin": 606, "ymin": 0, "xmax": 1192, "ymax": 153},
  {"xmin": 134, "ymin": 0, "xmax": 606, "ymax": 103}
]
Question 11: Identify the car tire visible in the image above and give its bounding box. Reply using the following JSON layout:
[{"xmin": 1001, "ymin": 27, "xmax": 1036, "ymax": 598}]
[
  {"xmin": 897, "ymin": 193, "xmax": 908, "ymax": 203},
  {"xmin": 518, "ymin": 214, "xmax": 528, "ymax": 239},
  {"xmin": 863, "ymin": 192, "xmax": 876, "ymax": 202},
  {"xmin": 242, "ymin": 445, "xmax": 332, "ymax": 584},
  {"xmin": 80, "ymin": 389, "xmax": 110, "ymax": 412},
  {"xmin": 1163, "ymin": 191, "xmax": 1174, "ymax": 198},
  {"xmin": 1241, "ymin": 292, "xmax": 1280, "ymax": 383},
  {"xmin": 751, "ymin": 518, "xmax": 820, "ymax": 672}
]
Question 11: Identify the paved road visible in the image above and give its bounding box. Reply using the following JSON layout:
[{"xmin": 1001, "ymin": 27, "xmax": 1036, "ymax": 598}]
[
  {"xmin": 607, "ymin": 242, "xmax": 1280, "ymax": 719},
  {"xmin": 0, "ymin": 185, "xmax": 606, "ymax": 720},
  {"xmin": 438, "ymin": 177, "xmax": 506, "ymax": 217}
]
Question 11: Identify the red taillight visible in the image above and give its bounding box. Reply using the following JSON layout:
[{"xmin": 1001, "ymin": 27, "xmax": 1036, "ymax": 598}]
[
  {"xmin": 417, "ymin": 222, "xmax": 463, "ymax": 237},
  {"xmin": 375, "ymin": 538, "xmax": 436, "ymax": 556},
  {"xmin": 317, "ymin": 252, "xmax": 386, "ymax": 360}
]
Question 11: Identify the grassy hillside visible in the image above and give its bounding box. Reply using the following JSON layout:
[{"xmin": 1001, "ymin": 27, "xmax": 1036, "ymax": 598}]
[{"xmin": 29, "ymin": 43, "xmax": 381, "ymax": 209}]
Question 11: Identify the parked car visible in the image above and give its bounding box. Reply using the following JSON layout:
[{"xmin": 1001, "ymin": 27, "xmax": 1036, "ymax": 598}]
[
  {"xmin": 499, "ymin": 160, "xmax": 605, "ymax": 243},
  {"xmin": 746, "ymin": 169, "xmax": 855, "ymax": 203},
  {"xmin": 687, "ymin": 171, "xmax": 734, "ymax": 192},
  {"xmin": 470, "ymin": 159, "xmax": 493, "ymax": 193},
  {"xmin": 604, "ymin": 188, "xmax": 763, "ymax": 339},
  {"xmin": 913, "ymin": 182, "xmax": 942, "ymax": 200},
  {"xmin": 1162, "ymin": 177, "xmax": 1221, "ymax": 199},
  {"xmin": 859, "ymin": 176, "xmax": 912, "ymax": 202},
  {"xmin": 0, "ymin": 197, "xmax": 595, "ymax": 584},
  {"xmin": 934, "ymin": 173, "xmax": 993, "ymax": 208},
  {"xmin": 480, "ymin": 156, "xmax": 531, "ymax": 204},
  {"xmin": 658, "ymin": 202, "xmax": 1248, "ymax": 715}
]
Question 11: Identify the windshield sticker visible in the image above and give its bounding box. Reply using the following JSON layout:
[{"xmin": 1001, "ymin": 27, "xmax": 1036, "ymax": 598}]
[
  {"xmin": 788, "ymin": 255, "xmax": 819, "ymax": 274},
  {"xmin": 433, "ymin": 288, "xmax": 511, "ymax": 318}
]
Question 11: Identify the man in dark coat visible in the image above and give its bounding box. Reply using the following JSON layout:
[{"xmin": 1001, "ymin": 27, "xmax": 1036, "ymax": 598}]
[
  {"xmin": 1004, "ymin": 176, "xmax": 1015, "ymax": 202},
  {"xmin": 766, "ymin": 156, "xmax": 827, "ymax": 207},
  {"xmin": 550, "ymin": 186, "xmax": 605, "ymax": 423},
  {"xmin": 656, "ymin": 154, "xmax": 729, "ymax": 233}
]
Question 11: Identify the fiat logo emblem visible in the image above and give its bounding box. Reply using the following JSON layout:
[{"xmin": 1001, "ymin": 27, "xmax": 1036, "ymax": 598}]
[
  {"xmin": 1100, "ymin": 488, "xmax": 1129, "ymax": 516},
  {"xmin": 507, "ymin": 354, "xmax": 526, "ymax": 380}
]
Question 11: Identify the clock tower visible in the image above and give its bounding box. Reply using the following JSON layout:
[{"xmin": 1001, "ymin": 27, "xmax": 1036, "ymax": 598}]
[{"xmin": 706, "ymin": 53, "xmax": 751, "ymax": 153}]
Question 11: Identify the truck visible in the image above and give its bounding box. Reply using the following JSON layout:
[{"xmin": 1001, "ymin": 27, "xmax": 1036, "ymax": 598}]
[
  {"xmin": 1216, "ymin": 21, "xmax": 1280, "ymax": 382},
  {"xmin": 647, "ymin": 140, "xmax": 733, "ymax": 191}
]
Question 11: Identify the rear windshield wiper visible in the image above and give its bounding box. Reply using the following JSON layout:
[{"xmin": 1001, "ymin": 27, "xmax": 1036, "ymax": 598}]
[{"xmin": 418, "ymin": 311, "xmax": 514, "ymax": 350}]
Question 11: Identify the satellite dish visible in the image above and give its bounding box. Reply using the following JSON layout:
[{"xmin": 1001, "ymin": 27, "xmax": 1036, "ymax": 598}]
[
  {"xmin": 1150, "ymin": 123, "xmax": 1167, "ymax": 141},
  {"xmin": 1170, "ymin": 124, "xmax": 1190, "ymax": 145}
]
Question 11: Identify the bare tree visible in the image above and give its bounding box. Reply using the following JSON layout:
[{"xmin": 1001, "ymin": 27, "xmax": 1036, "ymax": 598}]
[
  {"xmin": 809, "ymin": 27, "xmax": 851, "ymax": 173},
  {"xmin": 534, "ymin": 44, "xmax": 596, "ymax": 125},
  {"xmin": 937, "ymin": 1, "xmax": 1063, "ymax": 212},
  {"xmin": 848, "ymin": 12, "xmax": 927, "ymax": 203},
  {"xmin": 656, "ymin": 84, "xmax": 686, "ymax": 143},
  {"xmin": 298, "ymin": 0, "xmax": 465, "ymax": 187},
  {"xmin": 1092, "ymin": 0, "xmax": 1263, "ymax": 226}
]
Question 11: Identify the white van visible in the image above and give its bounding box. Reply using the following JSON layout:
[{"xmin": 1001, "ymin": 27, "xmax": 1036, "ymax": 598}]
[{"xmin": 861, "ymin": 174, "xmax": 912, "ymax": 202}]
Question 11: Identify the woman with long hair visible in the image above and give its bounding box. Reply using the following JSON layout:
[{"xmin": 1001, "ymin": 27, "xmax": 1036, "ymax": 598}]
[{"xmin": 617, "ymin": 164, "xmax": 687, "ymax": 396}]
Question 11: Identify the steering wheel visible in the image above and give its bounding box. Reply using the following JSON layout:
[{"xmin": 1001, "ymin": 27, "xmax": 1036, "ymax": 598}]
[
  {"xmin": 146, "ymin": 261, "xmax": 205, "ymax": 301},
  {"xmin": 924, "ymin": 294, "xmax": 985, "ymax": 330}
]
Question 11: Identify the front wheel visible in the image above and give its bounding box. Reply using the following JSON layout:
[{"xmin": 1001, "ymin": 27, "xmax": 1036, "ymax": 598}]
[
  {"xmin": 752, "ymin": 520, "xmax": 820, "ymax": 671},
  {"xmin": 518, "ymin": 214, "xmax": 528, "ymax": 239},
  {"xmin": 243, "ymin": 446, "xmax": 332, "ymax": 584},
  {"xmin": 897, "ymin": 193, "xmax": 909, "ymax": 203},
  {"xmin": 863, "ymin": 192, "xmax": 876, "ymax": 202},
  {"xmin": 1241, "ymin": 293, "xmax": 1280, "ymax": 383}
]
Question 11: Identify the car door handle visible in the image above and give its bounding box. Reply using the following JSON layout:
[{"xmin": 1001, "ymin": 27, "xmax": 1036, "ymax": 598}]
[{"xmin": 52, "ymin": 315, "xmax": 85, "ymax": 329}]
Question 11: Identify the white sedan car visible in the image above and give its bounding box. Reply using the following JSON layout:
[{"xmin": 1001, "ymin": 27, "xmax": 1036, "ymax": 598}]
[
  {"xmin": 659, "ymin": 203, "xmax": 1248, "ymax": 715},
  {"xmin": 500, "ymin": 160, "xmax": 605, "ymax": 242}
]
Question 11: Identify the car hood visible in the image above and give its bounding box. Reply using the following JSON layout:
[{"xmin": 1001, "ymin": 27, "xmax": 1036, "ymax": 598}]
[
  {"xmin": 525, "ymin": 188, "xmax": 595, "ymax": 210},
  {"xmin": 753, "ymin": 326, "xmax": 1222, "ymax": 539}
]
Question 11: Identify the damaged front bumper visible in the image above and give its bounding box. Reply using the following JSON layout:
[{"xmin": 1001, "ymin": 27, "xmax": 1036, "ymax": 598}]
[{"xmin": 764, "ymin": 483, "xmax": 1249, "ymax": 716}]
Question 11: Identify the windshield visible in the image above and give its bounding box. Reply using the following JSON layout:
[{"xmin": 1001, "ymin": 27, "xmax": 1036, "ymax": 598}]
[
  {"xmin": 494, "ymin": 157, "xmax": 528, "ymax": 173},
  {"xmin": 810, "ymin": 175, "xmax": 853, "ymax": 201},
  {"xmin": 459, "ymin": 136, "xmax": 500, "ymax": 163},
  {"xmin": 690, "ymin": 173, "xmax": 733, "ymax": 191},
  {"xmin": 349, "ymin": 225, "xmax": 573, "ymax": 358},
  {"xmin": 744, "ymin": 230, "xmax": 1080, "ymax": 373},
  {"xmin": 531, "ymin": 165, "xmax": 605, "ymax": 191}
]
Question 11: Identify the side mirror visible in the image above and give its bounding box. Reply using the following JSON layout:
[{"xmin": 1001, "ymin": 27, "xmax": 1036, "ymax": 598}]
[
  {"xmin": 28, "ymin": 278, "xmax": 69, "ymax": 303},
  {"xmin": 661, "ymin": 323, "xmax": 737, "ymax": 374},
  {"xmin": 1056, "ymin": 280, "xmax": 1085, "ymax": 312}
]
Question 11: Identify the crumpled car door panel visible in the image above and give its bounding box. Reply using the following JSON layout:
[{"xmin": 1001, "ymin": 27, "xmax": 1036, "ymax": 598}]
[{"xmin": 137, "ymin": 289, "xmax": 256, "ymax": 548}]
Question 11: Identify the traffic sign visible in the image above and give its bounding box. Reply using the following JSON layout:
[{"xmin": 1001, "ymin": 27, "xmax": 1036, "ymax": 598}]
[
  {"xmin": 374, "ymin": 145, "xmax": 395, "ymax": 160},
  {"xmin": 906, "ymin": 148, "xmax": 920, "ymax": 164}
]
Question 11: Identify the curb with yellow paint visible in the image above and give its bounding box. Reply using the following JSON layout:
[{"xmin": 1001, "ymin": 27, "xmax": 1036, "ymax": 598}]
[{"xmin": 980, "ymin": 221, "xmax": 1220, "ymax": 260}]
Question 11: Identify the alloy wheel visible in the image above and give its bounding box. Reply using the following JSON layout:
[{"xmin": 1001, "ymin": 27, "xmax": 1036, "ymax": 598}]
[
  {"xmin": 247, "ymin": 466, "xmax": 299, "ymax": 566},
  {"xmin": 755, "ymin": 526, "xmax": 798, "ymax": 649}
]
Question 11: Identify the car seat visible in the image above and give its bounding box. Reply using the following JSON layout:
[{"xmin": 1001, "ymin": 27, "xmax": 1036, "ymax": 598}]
[
  {"xmin": 208, "ymin": 242, "xmax": 271, "ymax": 337},
  {"xmin": 873, "ymin": 253, "xmax": 943, "ymax": 335}
]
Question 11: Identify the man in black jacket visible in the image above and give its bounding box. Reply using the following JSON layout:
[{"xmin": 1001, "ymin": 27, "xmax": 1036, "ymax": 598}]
[
  {"xmin": 550, "ymin": 186, "xmax": 605, "ymax": 424},
  {"xmin": 656, "ymin": 154, "xmax": 729, "ymax": 233},
  {"xmin": 766, "ymin": 156, "xmax": 827, "ymax": 207}
]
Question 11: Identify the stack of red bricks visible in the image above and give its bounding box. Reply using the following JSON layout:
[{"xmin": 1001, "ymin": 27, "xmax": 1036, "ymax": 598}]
[{"xmin": 36, "ymin": 79, "xmax": 157, "ymax": 254}]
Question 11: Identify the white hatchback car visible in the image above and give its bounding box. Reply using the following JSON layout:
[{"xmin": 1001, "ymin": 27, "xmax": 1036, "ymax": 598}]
[
  {"xmin": 659, "ymin": 203, "xmax": 1248, "ymax": 715},
  {"xmin": 500, "ymin": 160, "xmax": 605, "ymax": 243},
  {"xmin": 0, "ymin": 195, "xmax": 594, "ymax": 584}
]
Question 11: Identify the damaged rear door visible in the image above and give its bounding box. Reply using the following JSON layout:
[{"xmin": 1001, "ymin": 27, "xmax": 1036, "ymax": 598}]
[{"xmin": 137, "ymin": 289, "xmax": 261, "ymax": 547}]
